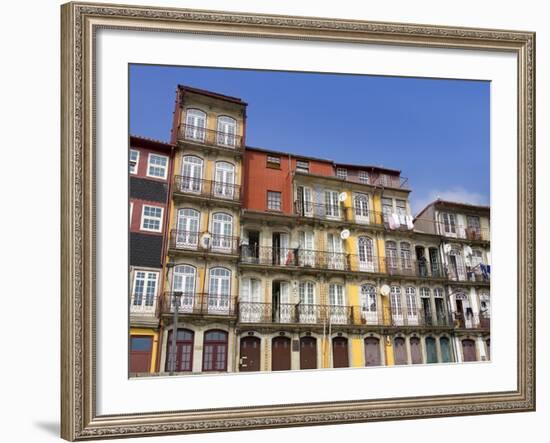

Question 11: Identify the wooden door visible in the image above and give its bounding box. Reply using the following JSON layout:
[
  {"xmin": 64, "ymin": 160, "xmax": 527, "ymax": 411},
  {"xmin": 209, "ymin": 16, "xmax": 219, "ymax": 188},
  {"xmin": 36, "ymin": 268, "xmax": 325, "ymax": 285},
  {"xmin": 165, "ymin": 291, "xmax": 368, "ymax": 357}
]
[
  {"xmin": 440, "ymin": 337, "xmax": 452, "ymax": 362},
  {"xmin": 271, "ymin": 336, "xmax": 291, "ymax": 371},
  {"xmin": 239, "ymin": 336, "xmax": 261, "ymax": 372},
  {"xmin": 410, "ymin": 337, "xmax": 423, "ymax": 364},
  {"xmin": 462, "ymin": 339, "xmax": 477, "ymax": 362},
  {"xmin": 364, "ymin": 337, "xmax": 381, "ymax": 367},
  {"xmin": 332, "ymin": 337, "xmax": 349, "ymax": 368},
  {"xmin": 393, "ymin": 337, "xmax": 407, "ymax": 365},
  {"xmin": 130, "ymin": 336, "xmax": 152, "ymax": 373},
  {"xmin": 426, "ymin": 337, "xmax": 438, "ymax": 363},
  {"xmin": 300, "ymin": 336, "xmax": 317, "ymax": 369}
]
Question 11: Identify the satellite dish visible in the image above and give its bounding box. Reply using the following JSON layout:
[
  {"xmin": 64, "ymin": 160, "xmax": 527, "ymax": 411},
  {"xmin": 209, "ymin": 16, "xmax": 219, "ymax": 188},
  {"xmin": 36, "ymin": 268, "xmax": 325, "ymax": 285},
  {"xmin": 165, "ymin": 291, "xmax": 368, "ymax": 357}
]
[
  {"xmin": 340, "ymin": 229, "xmax": 350, "ymax": 240},
  {"xmin": 200, "ymin": 233, "xmax": 211, "ymax": 248},
  {"xmin": 380, "ymin": 284, "xmax": 391, "ymax": 296},
  {"xmin": 338, "ymin": 192, "xmax": 348, "ymax": 202}
]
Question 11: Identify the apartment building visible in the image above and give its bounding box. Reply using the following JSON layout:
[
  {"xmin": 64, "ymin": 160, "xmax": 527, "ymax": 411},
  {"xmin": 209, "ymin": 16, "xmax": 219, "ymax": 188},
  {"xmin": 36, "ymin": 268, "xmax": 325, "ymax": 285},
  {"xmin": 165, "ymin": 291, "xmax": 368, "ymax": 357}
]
[
  {"xmin": 129, "ymin": 135, "xmax": 175, "ymax": 374},
  {"xmin": 129, "ymin": 85, "xmax": 491, "ymax": 375}
]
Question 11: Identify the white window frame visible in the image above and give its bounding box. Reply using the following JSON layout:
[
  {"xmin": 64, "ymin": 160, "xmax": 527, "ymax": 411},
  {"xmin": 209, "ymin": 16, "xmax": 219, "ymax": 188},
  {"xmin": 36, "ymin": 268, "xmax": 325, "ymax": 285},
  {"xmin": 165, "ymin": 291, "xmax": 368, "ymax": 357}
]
[
  {"xmin": 131, "ymin": 269, "xmax": 159, "ymax": 312},
  {"xmin": 267, "ymin": 191, "xmax": 282, "ymax": 211},
  {"xmin": 146, "ymin": 153, "xmax": 169, "ymax": 179},
  {"xmin": 296, "ymin": 160, "xmax": 309, "ymax": 173},
  {"xmin": 129, "ymin": 149, "xmax": 139, "ymax": 174},
  {"xmin": 129, "ymin": 202, "xmax": 133, "ymax": 224},
  {"xmin": 358, "ymin": 170, "xmax": 369, "ymax": 184},
  {"xmin": 336, "ymin": 168, "xmax": 347, "ymax": 179},
  {"xmin": 140, "ymin": 205, "xmax": 164, "ymax": 232}
]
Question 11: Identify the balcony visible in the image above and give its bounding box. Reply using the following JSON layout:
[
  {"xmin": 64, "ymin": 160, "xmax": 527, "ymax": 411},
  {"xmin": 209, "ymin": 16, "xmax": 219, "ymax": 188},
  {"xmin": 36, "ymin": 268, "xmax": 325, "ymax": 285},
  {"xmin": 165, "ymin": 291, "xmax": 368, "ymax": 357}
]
[
  {"xmin": 129, "ymin": 295, "xmax": 157, "ymax": 314},
  {"xmin": 161, "ymin": 292, "xmax": 237, "ymax": 317},
  {"xmin": 418, "ymin": 220, "xmax": 490, "ymax": 241},
  {"xmin": 237, "ymin": 302, "xmax": 454, "ymax": 328},
  {"xmin": 446, "ymin": 264, "xmax": 490, "ymax": 283},
  {"xmin": 173, "ymin": 175, "xmax": 241, "ymax": 203},
  {"xmin": 241, "ymin": 246, "xmax": 445, "ymax": 278},
  {"xmin": 240, "ymin": 246, "xmax": 353, "ymax": 272},
  {"xmin": 178, "ymin": 123, "xmax": 244, "ymax": 151},
  {"xmin": 294, "ymin": 201, "xmax": 384, "ymax": 226},
  {"xmin": 452, "ymin": 310, "xmax": 491, "ymax": 330},
  {"xmin": 169, "ymin": 230, "xmax": 240, "ymax": 255},
  {"xmin": 383, "ymin": 257, "xmax": 444, "ymax": 279}
]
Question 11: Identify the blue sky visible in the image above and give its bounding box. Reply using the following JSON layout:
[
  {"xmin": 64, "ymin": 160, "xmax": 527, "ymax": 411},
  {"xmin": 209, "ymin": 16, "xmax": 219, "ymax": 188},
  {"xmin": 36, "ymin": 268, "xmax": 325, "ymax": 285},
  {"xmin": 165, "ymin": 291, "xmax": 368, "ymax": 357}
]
[{"xmin": 130, "ymin": 64, "xmax": 490, "ymax": 214}]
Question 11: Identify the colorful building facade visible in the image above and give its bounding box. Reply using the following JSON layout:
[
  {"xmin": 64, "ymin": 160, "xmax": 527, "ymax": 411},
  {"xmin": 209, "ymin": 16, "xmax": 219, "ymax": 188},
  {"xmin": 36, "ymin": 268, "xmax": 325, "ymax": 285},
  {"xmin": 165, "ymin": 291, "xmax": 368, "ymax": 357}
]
[
  {"xmin": 129, "ymin": 85, "xmax": 491, "ymax": 375},
  {"xmin": 129, "ymin": 135, "xmax": 175, "ymax": 374}
]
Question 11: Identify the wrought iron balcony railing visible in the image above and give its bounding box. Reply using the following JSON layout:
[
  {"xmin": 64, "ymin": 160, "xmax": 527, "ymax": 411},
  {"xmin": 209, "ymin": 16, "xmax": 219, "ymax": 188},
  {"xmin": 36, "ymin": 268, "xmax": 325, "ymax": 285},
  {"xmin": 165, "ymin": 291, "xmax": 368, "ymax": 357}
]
[
  {"xmin": 452, "ymin": 310, "xmax": 491, "ymax": 329},
  {"xmin": 173, "ymin": 175, "xmax": 241, "ymax": 202},
  {"xmin": 129, "ymin": 295, "xmax": 158, "ymax": 314},
  {"xmin": 169, "ymin": 230, "xmax": 240, "ymax": 255},
  {"xmin": 294, "ymin": 200, "xmax": 385, "ymax": 226},
  {"xmin": 237, "ymin": 302, "xmax": 454, "ymax": 328},
  {"xmin": 161, "ymin": 292, "xmax": 236, "ymax": 316},
  {"xmin": 178, "ymin": 123, "xmax": 244, "ymax": 150},
  {"xmin": 240, "ymin": 246, "xmax": 444, "ymax": 278}
]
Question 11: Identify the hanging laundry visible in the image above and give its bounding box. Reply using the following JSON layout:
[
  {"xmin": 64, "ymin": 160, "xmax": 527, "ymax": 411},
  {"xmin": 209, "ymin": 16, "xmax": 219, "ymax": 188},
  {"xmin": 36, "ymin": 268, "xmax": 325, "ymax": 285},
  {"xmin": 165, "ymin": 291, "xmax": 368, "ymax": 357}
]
[
  {"xmin": 405, "ymin": 215, "xmax": 414, "ymax": 230},
  {"xmin": 390, "ymin": 213, "xmax": 400, "ymax": 229}
]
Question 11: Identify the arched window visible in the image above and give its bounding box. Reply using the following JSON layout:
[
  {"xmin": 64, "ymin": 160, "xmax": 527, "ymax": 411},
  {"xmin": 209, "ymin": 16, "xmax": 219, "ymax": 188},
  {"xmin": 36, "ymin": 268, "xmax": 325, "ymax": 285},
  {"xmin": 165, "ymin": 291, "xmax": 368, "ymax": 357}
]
[
  {"xmin": 360, "ymin": 284, "xmax": 378, "ymax": 324},
  {"xmin": 385, "ymin": 241, "xmax": 398, "ymax": 270},
  {"xmin": 217, "ymin": 115, "xmax": 237, "ymax": 147},
  {"xmin": 405, "ymin": 287, "xmax": 418, "ymax": 325},
  {"xmin": 329, "ymin": 283, "xmax": 347, "ymax": 324},
  {"xmin": 185, "ymin": 108, "xmax": 207, "ymax": 141},
  {"xmin": 176, "ymin": 208, "xmax": 200, "ymax": 248},
  {"xmin": 448, "ymin": 246, "xmax": 466, "ymax": 281},
  {"xmin": 172, "ymin": 265, "xmax": 196, "ymax": 312},
  {"xmin": 202, "ymin": 330, "xmax": 228, "ymax": 371},
  {"xmin": 358, "ymin": 236, "xmax": 375, "ymax": 272},
  {"xmin": 400, "ymin": 242, "xmax": 412, "ymax": 271},
  {"xmin": 211, "ymin": 213, "xmax": 233, "ymax": 250},
  {"xmin": 181, "ymin": 155, "xmax": 203, "ymax": 192},
  {"xmin": 390, "ymin": 285, "xmax": 403, "ymax": 325},
  {"xmin": 165, "ymin": 329, "xmax": 194, "ymax": 372},
  {"xmin": 208, "ymin": 268, "xmax": 231, "ymax": 313},
  {"xmin": 298, "ymin": 281, "xmax": 316, "ymax": 323},
  {"xmin": 214, "ymin": 161, "xmax": 235, "ymax": 199},
  {"xmin": 354, "ymin": 193, "xmax": 370, "ymax": 223}
]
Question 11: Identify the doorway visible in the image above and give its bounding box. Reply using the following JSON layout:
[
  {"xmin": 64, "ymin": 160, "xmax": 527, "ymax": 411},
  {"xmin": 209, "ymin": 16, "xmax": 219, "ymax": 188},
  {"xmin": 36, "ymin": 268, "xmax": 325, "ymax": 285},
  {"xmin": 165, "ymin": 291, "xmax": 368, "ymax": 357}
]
[
  {"xmin": 332, "ymin": 337, "xmax": 349, "ymax": 368},
  {"xmin": 271, "ymin": 336, "xmax": 291, "ymax": 371},
  {"xmin": 239, "ymin": 336, "xmax": 261, "ymax": 372},
  {"xmin": 300, "ymin": 336, "xmax": 317, "ymax": 369}
]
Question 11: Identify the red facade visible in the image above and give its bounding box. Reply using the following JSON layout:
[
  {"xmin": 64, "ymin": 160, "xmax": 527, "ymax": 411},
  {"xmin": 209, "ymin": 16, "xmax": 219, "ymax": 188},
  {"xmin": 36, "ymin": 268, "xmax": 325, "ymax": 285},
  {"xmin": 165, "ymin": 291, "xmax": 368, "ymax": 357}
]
[{"xmin": 242, "ymin": 148, "xmax": 334, "ymax": 214}]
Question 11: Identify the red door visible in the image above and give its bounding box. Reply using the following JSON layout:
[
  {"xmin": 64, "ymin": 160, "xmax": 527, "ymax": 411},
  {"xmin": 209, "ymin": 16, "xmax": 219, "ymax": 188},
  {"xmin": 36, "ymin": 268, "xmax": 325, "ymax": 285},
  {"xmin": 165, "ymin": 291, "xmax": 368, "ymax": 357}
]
[
  {"xmin": 410, "ymin": 337, "xmax": 423, "ymax": 364},
  {"xmin": 332, "ymin": 337, "xmax": 349, "ymax": 368},
  {"xmin": 462, "ymin": 339, "xmax": 477, "ymax": 362},
  {"xmin": 130, "ymin": 336, "xmax": 152, "ymax": 373},
  {"xmin": 394, "ymin": 337, "xmax": 407, "ymax": 365},
  {"xmin": 240, "ymin": 336, "xmax": 261, "ymax": 372},
  {"xmin": 165, "ymin": 329, "xmax": 194, "ymax": 372},
  {"xmin": 300, "ymin": 336, "xmax": 317, "ymax": 369},
  {"xmin": 364, "ymin": 337, "xmax": 381, "ymax": 366},
  {"xmin": 271, "ymin": 336, "xmax": 291, "ymax": 371}
]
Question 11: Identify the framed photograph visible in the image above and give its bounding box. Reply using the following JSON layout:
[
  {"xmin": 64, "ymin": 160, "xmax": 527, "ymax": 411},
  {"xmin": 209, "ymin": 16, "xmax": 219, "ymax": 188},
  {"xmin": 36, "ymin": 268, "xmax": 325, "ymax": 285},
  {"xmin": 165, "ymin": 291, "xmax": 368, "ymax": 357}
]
[{"xmin": 61, "ymin": 1, "xmax": 536, "ymax": 440}]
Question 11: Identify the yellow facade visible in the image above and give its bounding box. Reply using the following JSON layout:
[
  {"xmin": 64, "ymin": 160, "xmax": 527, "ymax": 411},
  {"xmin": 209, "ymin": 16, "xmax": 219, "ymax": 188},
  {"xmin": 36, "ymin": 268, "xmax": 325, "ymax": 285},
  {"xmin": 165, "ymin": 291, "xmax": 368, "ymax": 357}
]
[{"xmin": 129, "ymin": 328, "xmax": 159, "ymax": 373}]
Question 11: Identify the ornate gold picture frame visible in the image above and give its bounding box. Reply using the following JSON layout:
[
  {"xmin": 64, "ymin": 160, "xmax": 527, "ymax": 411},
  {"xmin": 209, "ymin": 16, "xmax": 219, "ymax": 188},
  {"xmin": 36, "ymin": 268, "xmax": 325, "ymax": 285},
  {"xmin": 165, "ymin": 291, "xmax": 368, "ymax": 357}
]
[{"xmin": 61, "ymin": 2, "xmax": 535, "ymax": 440}]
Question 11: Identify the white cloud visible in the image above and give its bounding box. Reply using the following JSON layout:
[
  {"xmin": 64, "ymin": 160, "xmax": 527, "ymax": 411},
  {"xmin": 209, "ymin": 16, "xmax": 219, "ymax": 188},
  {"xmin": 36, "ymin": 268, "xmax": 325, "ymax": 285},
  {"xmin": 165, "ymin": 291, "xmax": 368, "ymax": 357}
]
[{"xmin": 411, "ymin": 187, "xmax": 489, "ymax": 216}]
